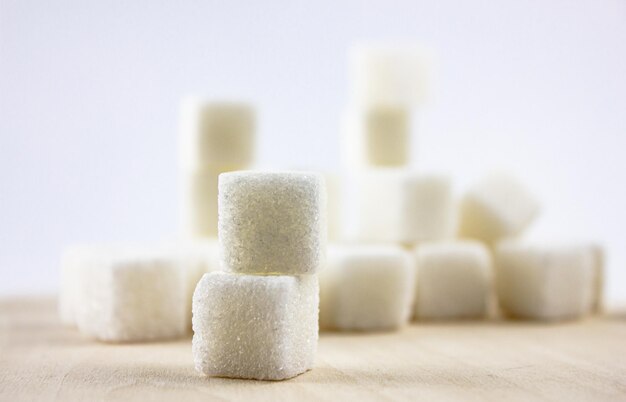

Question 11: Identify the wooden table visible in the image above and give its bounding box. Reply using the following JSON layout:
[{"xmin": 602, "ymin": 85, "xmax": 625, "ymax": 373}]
[{"xmin": 1, "ymin": 297, "xmax": 625, "ymax": 401}]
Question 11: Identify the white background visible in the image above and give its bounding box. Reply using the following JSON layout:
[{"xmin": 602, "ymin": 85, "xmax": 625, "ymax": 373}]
[{"xmin": 1, "ymin": 0, "xmax": 625, "ymax": 303}]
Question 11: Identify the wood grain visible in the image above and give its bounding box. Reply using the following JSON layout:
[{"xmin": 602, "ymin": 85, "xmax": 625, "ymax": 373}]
[{"xmin": 1, "ymin": 297, "xmax": 625, "ymax": 401}]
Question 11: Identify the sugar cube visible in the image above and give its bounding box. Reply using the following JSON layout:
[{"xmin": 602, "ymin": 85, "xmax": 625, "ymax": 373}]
[
  {"xmin": 179, "ymin": 99, "xmax": 255, "ymax": 170},
  {"xmin": 343, "ymin": 105, "xmax": 410, "ymax": 168},
  {"xmin": 352, "ymin": 170, "xmax": 454, "ymax": 244},
  {"xmin": 74, "ymin": 248, "xmax": 187, "ymax": 342},
  {"xmin": 495, "ymin": 241, "xmax": 595, "ymax": 321},
  {"xmin": 414, "ymin": 241, "xmax": 492, "ymax": 320},
  {"xmin": 459, "ymin": 173, "xmax": 539, "ymax": 243},
  {"xmin": 192, "ymin": 272, "xmax": 318, "ymax": 380},
  {"xmin": 319, "ymin": 245, "xmax": 414, "ymax": 331},
  {"xmin": 179, "ymin": 168, "xmax": 219, "ymax": 238},
  {"xmin": 350, "ymin": 44, "xmax": 433, "ymax": 107},
  {"xmin": 218, "ymin": 171, "xmax": 326, "ymax": 275}
]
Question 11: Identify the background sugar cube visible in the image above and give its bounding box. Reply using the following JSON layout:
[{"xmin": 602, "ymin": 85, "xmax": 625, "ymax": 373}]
[
  {"xmin": 179, "ymin": 99, "xmax": 255, "ymax": 170},
  {"xmin": 343, "ymin": 105, "xmax": 410, "ymax": 168},
  {"xmin": 218, "ymin": 171, "xmax": 326, "ymax": 275},
  {"xmin": 521, "ymin": 232, "xmax": 606, "ymax": 314},
  {"xmin": 62, "ymin": 243, "xmax": 217, "ymax": 332},
  {"xmin": 60, "ymin": 244, "xmax": 135, "ymax": 326},
  {"xmin": 75, "ymin": 248, "xmax": 187, "ymax": 342},
  {"xmin": 352, "ymin": 170, "xmax": 454, "ymax": 244},
  {"xmin": 178, "ymin": 167, "xmax": 219, "ymax": 238},
  {"xmin": 192, "ymin": 272, "xmax": 318, "ymax": 380},
  {"xmin": 495, "ymin": 241, "xmax": 595, "ymax": 321},
  {"xmin": 460, "ymin": 172, "xmax": 539, "ymax": 243},
  {"xmin": 414, "ymin": 241, "xmax": 492, "ymax": 320},
  {"xmin": 319, "ymin": 245, "xmax": 414, "ymax": 331},
  {"xmin": 350, "ymin": 44, "xmax": 433, "ymax": 107}
]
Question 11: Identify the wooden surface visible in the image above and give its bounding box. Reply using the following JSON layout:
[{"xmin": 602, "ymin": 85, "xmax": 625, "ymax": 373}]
[{"xmin": 1, "ymin": 297, "xmax": 625, "ymax": 401}]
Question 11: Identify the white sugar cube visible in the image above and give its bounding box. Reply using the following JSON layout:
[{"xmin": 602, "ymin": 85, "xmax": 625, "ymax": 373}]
[
  {"xmin": 60, "ymin": 245, "xmax": 132, "ymax": 326},
  {"xmin": 460, "ymin": 173, "xmax": 539, "ymax": 243},
  {"xmin": 218, "ymin": 171, "xmax": 326, "ymax": 275},
  {"xmin": 353, "ymin": 170, "xmax": 454, "ymax": 244},
  {"xmin": 179, "ymin": 168, "xmax": 219, "ymax": 238},
  {"xmin": 350, "ymin": 44, "xmax": 433, "ymax": 107},
  {"xmin": 343, "ymin": 105, "xmax": 410, "ymax": 168},
  {"xmin": 179, "ymin": 99, "xmax": 255, "ymax": 170},
  {"xmin": 74, "ymin": 248, "xmax": 187, "ymax": 342},
  {"xmin": 61, "ymin": 243, "xmax": 217, "ymax": 332},
  {"xmin": 192, "ymin": 272, "xmax": 318, "ymax": 380},
  {"xmin": 414, "ymin": 241, "xmax": 492, "ymax": 320},
  {"xmin": 495, "ymin": 241, "xmax": 595, "ymax": 321},
  {"xmin": 319, "ymin": 245, "xmax": 414, "ymax": 331}
]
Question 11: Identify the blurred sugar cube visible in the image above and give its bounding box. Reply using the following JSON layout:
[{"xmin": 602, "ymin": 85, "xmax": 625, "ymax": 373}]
[
  {"xmin": 495, "ymin": 241, "xmax": 595, "ymax": 321},
  {"xmin": 460, "ymin": 172, "xmax": 539, "ymax": 244},
  {"xmin": 414, "ymin": 241, "xmax": 492, "ymax": 320},
  {"xmin": 179, "ymin": 99, "xmax": 255, "ymax": 171},
  {"xmin": 352, "ymin": 170, "xmax": 454, "ymax": 244},
  {"xmin": 350, "ymin": 44, "xmax": 433, "ymax": 107},
  {"xmin": 73, "ymin": 247, "xmax": 187, "ymax": 342},
  {"xmin": 178, "ymin": 99, "xmax": 256, "ymax": 239},
  {"xmin": 343, "ymin": 105, "xmax": 410, "ymax": 169},
  {"xmin": 320, "ymin": 245, "xmax": 414, "ymax": 331},
  {"xmin": 60, "ymin": 242, "xmax": 218, "ymax": 338}
]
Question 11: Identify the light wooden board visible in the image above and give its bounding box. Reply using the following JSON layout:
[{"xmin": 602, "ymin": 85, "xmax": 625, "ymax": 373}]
[{"xmin": 1, "ymin": 297, "xmax": 625, "ymax": 401}]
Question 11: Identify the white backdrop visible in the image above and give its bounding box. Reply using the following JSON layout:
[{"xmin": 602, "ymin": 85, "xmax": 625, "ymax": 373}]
[{"xmin": 1, "ymin": 0, "xmax": 625, "ymax": 303}]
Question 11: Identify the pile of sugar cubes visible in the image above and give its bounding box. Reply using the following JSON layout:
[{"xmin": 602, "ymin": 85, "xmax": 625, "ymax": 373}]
[
  {"xmin": 320, "ymin": 43, "xmax": 603, "ymax": 330},
  {"xmin": 193, "ymin": 171, "xmax": 325, "ymax": 380},
  {"xmin": 59, "ymin": 43, "xmax": 605, "ymax": 381},
  {"xmin": 59, "ymin": 98, "xmax": 325, "ymax": 380}
]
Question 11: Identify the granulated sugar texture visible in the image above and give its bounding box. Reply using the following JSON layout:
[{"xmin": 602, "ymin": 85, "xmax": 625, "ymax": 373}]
[
  {"xmin": 218, "ymin": 171, "xmax": 326, "ymax": 275},
  {"xmin": 192, "ymin": 272, "xmax": 319, "ymax": 380}
]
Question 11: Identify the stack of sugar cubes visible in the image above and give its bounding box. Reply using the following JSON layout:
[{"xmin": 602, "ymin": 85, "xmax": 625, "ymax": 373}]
[
  {"xmin": 179, "ymin": 98, "xmax": 255, "ymax": 238},
  {"xmin": 321, "ymin": 43, "xmax": 442, "ymax": 331},
  {"xmin": 460, "ymin": 174, "xmax": 604, "ymax": 319},
  {"xmin": 56, "ymin": 43, "xmax": 607, "ymax": 386},
  {"xmin": 58, "ymin": 99, "xmax": 255, "ymax": 342},
  {"xmin": 192, "ymin": 171, "xmax": 326, "ymax": 380},
  {"xmin": 320, "ymin": 43, "xmax": 604, "ymax": 331},
  {"xmin": 178, "ymin": 99, "xmax": 257, "ymax": 322}
]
